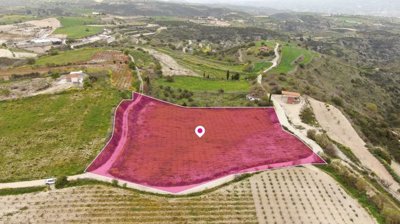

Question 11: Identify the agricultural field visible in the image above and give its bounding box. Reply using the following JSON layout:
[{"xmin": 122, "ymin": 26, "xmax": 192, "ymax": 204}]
[
  {"xmin": 250, "ymin": 167, "xmax": 375, "ymax": 224},
  {"xmin": 90, "ymin": 50, "xmax": 133, "ymax": 90},
  {"xmin": 0, "ymin": 14, "xmax": 35, "ymax": 25},
  {"xmin": 35, "ymin": 48, "xmax": 104, "ymax": 66},
  {"xmin": 0, "ymin": 179, "xmax": 258, "ymax": 223},
  {"xmin": 0, "ymin": 79, "xmax": 123, "ymax": 182},
  {"xmin": 271, "ymin": 43, "xmax": 316, "ymax": 74},
  {"xmin": 155, "ymin": 76, "xmax": 250, "ymax": 92},
  {"xmin": 0, "ymin": 167, "xmax": 377, "ymax": 223},
  {"xmin": 54, "ymin": 17, "xmax": 104, "ymax": 39}
]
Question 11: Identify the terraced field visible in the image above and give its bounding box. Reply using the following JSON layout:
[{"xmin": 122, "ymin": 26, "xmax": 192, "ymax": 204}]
[
  {"xmin": 155, "ymin": 76, "xmax": 250, "ymax": 92},
  {"xmin": 0, "ymin": 180, "xmax": 258, "ymax": 223},
  {"xmin": 157, "ymin": 48, "xmax": 247, "ymax": 79}
]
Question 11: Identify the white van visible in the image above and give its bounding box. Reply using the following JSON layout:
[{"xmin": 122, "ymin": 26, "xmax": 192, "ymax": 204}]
[{"xmin": 45, "ymin": 178, "xmax": 56, "ymax": 185}]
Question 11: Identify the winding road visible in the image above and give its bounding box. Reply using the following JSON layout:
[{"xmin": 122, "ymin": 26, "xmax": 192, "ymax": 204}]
[{"xmin": 257, "ymin": 43, "xmax": 280, "ymax": 88}]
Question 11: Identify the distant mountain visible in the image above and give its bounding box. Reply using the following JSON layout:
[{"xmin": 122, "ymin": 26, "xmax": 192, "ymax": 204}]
[
  {"xmin": 91, "ymin": 1, "xmax": 248, "ymax": 17},
  {"xmin": 167, "ymin": 0, "xmax": 400, "ymax": 17}
]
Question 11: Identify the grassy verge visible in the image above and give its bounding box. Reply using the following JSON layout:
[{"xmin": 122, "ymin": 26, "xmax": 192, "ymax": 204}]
[
  {"xmin": 55, "ymin": 172, "xmax": 255, "ymax": 198},
  {"xmin": 0, "ymin": 78, "xmax": 123, "ymax": 182},
  {"xmin": 378, "ymin": 159, "xmax": 400, "ymax": 184},
  {"xmin": 155, "ymin": 76, "xmax": 250, "ymax": 92},
  {"xmin": 332, "ymin": 140, "xmax": 362, "ymax": 165},
  {"xmin": 54, "ymin": 17, "xmax": 104, "ymax": 39},
  {"xmin": 0, "ymin": 186, "xmax": 46, "ymax": 196},
  {"xmin": 35, "ymin": 48, "xmax": 103, "ymax": 66}
]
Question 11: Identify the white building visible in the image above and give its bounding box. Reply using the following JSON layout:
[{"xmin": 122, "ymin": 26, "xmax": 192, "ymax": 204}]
[{"xmin": 58, "ymin": 71, "xmax": 86, "ymax": 85}]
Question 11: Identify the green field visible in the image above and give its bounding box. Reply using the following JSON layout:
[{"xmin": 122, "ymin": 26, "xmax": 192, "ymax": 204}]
[
  {"xmin": 272, "ymin": 44, "xmax": 316, "ymax": 74},
  {"xmin": 0, "ymin": 14, "xmax": 35, "ymax": 25},
  {"xmin": 156, "ymin": 76, "xmax": 250, "ymax": 92},
  {"xmin": 253, "ymin": 61, "xmax": 273, "ymax": 73},
  {"xmin": 35, "ymin": 48, "xmax": 103, "ymax": 66},
  {"xmin": 0, "ymin": 81, "xmax": 123, "ymax": 182},
  {"xmin": 54, "ymin": 17, "xmax": 104, "ymax": 39}
]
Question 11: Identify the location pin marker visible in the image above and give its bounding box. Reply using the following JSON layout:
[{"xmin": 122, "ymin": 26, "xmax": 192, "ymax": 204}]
[{"xmin": 195, "ymin": 126, "xmax": 205, "ymax": 138}]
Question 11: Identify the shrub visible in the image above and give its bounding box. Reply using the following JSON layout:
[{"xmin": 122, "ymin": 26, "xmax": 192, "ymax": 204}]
[
  {"xmin": 112, "ymin": 179, "xmax": 118, "ymax": 187},
  {"xmin": 27, "ymin": 58, "xmax": 36, "ymax": 65},
  {"xmin": 300, "ymin": 107, "xmax": 318, "ymax": 126},
  {"xmin": 50, "ymin": 72, "xmax": 60, "ymax": 79},
  {"xmin": 331, "ymin": 96, "xmax": 344, "ymax": 107},
  {"xmin": 0, "ymin": 88, "xmax": 11, "ymax": 96},
  {"xmin": 55, "ymin": 176, "xmax": 69, "ymax": 189},
  {"xmin": 165, "ymin": 76, "xmax": 174, "ymax": 82},
  {"xmin": 315, "ymin": 133, "xmax": 331, "ymax": 149},
  {"xmin": 373, "ymin": 148, "xmax": 391, "ymax": 164},
  {"xmin": 129, "ymin": 62, "xmax": 136, "ymax": 70},
  {"xmin": 365, "ymin": 103, "xmax": 378, "ymax": 113},
  {"xmin": 83, "ymin": 77, "xmax": 92, "ymax": 89},
  {"xmin": 324, "ymin": 143, "xmax": 338, "ymax": 158},
  {"xmin": 307, "ymin": 129, "xmax": 317, "ymax": 140}
]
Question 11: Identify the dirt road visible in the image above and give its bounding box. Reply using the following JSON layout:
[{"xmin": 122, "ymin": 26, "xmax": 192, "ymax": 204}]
[
  {"xmin": 143, "ymin": 48, "xmax": 199, "ymax": 77},
  {"xmin": 257, "ymin": 43, "xmax": 280, "ymax": 86},
  {"xmin": 129, "ymin": 54, "xmax": 143, "ymax": 93},
  {"xmin": 309, "ymin": 98, "xmax": 400, "ymax": 195}
]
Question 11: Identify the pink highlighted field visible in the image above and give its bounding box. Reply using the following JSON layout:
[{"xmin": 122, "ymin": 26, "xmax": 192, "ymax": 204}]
[{"xmin": 87, "ymin": 93, "xmax": 324, "ymax": 193}]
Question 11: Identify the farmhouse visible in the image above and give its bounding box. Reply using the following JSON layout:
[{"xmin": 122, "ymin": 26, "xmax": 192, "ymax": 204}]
[
  {"xmin": 259, "ymin": 46, "xmax": 270, "ymax": 52},
  {"xmin": 58, "ymin": 71, "xmax": 86, "ymax": 85},
  {"xmin": 281, "ymin": 91, "xmax": 301, "ymax": 104}
]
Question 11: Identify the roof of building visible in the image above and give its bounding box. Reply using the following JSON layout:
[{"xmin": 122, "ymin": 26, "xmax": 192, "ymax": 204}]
[{"xmin": 282, "ymin": 91, "xmax": 301, "ymax": 97}]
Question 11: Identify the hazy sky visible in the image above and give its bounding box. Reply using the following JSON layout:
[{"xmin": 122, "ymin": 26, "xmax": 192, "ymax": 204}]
[{"xmin": 167, "ymin": 0, "xmax": 400, "ymax": 16}]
